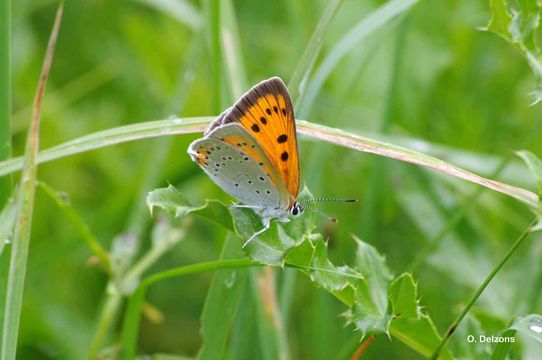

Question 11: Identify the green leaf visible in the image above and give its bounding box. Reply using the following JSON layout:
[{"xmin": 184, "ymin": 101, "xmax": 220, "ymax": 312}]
[
  {"xmin": 146, "ymin": 185, "xmax": 192, "ymax": 217},
  {"xmin": 286, "ymin": 235, "xmax": 393, "ymax": 337},
  {"xmin": 491, "ymin": 314, "xmax": 542, "ymax": 359},
  {"xmin": 354, "ymin": 237, "xmax": 392, "ymax": 314},
  {"xmin": 509, "ymin": 314, "xmax": 542, "ymax": 344},
  {"xmin": 485, "ymin": 0, "xmax": 514, "ymax": 41},
  {"xmin": 517, "ymin": 150, "xmax": 542, "ymax": 196},
  {"xmin": 490, "ymin": 328, "xmax": 517, "ymax": 360},
  {"xmin": 484, "ymin": 0, "xmax": 542, "ymax": 103},
  {"xmin": 388, "ymin": 274, "xmax": 454, "ymax": 360},
  {"xmin": 238, "ymin": 187, "xmax": 316, "ymax": 265},
  {"xmin": 389, "ymin": 273, "xmax": 418, "ymax": 318},
  {"xmin": 149, "ymin": 187, "xmax": 450, "ymax": 356},
  {"xmin": 449, "ymin": 315, "xmax": 491, "ymax": 360},
  {"xmin": 146, "ymin": 185, "xmax": 234, "ymax": 231}
]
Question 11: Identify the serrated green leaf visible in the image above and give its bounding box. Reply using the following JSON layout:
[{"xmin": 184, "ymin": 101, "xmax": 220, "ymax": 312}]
[
  {"xmin": 354, "ymin": 237, "xmax": 392, "ymax": 314},
  {"xmin": 310, "ymin": 237, "xmax": 357, "ymax": 296},
  {"xmin": 147, "ymin": 186, "xmax": 449, "ymax": 356},
  {"xmin": 146, "ymin": 186, "xmax": 234, "ymax": 231},
  {"xmin": 484, "ymin": 0, "xmax": 542, "ymax": 103},
  {"xmin": 517, "ymin": 150, "xmax": 542, "ymax": 195},
  {"xmin": 191, "ymin": 200, "xmax": 234, "ymax": 232},
  {"xmin": 284, "ymin": 235, "xmax": 315, "ymax": 267},
  {"xmin": 485, "ymin": 0, "xmax": 514, "ymax": 41},
  {"xmin": 388, "ymin": 274, "xmax": 454, "ymax": 360},
  {"xmin": 146, "ymin": 185, "xmax": 192, "ymax": 217},
  {"xmin": 237, "ymin": 187, "xmax": 316, "ymax": 265},
  {"xmin": 389, "ymin": 274, "xmax": 418, "ymax": 318}
]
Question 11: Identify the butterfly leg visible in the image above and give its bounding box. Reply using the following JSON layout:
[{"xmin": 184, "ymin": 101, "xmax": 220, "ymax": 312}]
[
  {"xmin": 242, "ymin": 219, "xmax": 271, "ymax": 248},
  {"xmin": 231, "ymin": 204, "xmax": 262, "ymax": 209}
]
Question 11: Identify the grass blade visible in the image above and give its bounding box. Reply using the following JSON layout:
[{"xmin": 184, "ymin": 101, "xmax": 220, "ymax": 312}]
[
  {"xmin": 204, "ymin": 0, "xmax": 223, "ymax": 113},
  {"xmin": 298, "ymin": 0, "xmax": 420, "ymax": 115},
  {"xmin": 288, "ymin": 0, "xmax": 344, "ymax": 105},
  {"xmin": 221, "ymin": 0, "xmax": 247, "ymax": 97},
  {"xmin": 199, "ymin": 235, "xmax": 248, "ymax": 359},
  {"xmin": 1, "ymin": 2, "xmax": 63, "ymax": 359},
  {"xmin": 296, "ymin": 120, "xmax": 539, "ymax": 209},
  {"xmin": 0, "ymin": 117, "xmax": 537, "ymax": 210},
  {"xmin": 0, "ymin": 0, "xmax": 11, "ymax": 207},
  {"xmin": 0, "ymin": 117, "xmax": 213, "ymax": 177}
]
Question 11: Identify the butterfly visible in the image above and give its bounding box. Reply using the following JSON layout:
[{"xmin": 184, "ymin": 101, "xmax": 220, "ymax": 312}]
[{"xmin": 188, "ymin": 77, "xmax": 352, "ymax": 247}]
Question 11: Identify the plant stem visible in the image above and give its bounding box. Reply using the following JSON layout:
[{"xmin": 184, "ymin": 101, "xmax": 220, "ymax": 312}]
[
  {"xmin": 429, "ymin": 219, "xmax": 536, "ymax": 359},
  {"xmin": 87, "ymin": 285, "xmax": 122, "ymax": 360},
  {"xmin": 38, "ymin": 182, "xmax": 111, "ymax": 273},
  {"xmin": 120, "ymin": 258, "xmax": 260, "ymax": 359}
]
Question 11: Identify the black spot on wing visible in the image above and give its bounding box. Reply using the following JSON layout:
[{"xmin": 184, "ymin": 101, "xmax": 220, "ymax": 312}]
[{"xmin": 281, "ymin": 151, "xmax": 289, "ymax": 161}]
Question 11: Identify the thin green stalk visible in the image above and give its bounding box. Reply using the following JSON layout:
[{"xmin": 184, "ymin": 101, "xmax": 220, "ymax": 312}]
[
  {"xmin": 120, "ymin": 258, "xmax": 260, "ymax": 359},
  {"xmin": 430, "ymin": 219, "xmax": 537, "ymax": 359},
  {"xmin": 38, "ymin": 181, "xmax": 111, "ymax": 273},
  {"xmin": 0, "ymin": 0, "xmax": 12, "ymax": 207},
  {"xmin": 87, "ymin": 287, "xmax": 122, "ymax": 360},
  {"xmin": 1, "ymin": 3, "xmax": 63, "ymax": 359},
  {"xmin": 121, "ymin": 225, "xmax": 186, "ymax": 292}
]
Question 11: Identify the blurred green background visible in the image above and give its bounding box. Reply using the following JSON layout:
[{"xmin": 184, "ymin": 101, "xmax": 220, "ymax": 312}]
[{"xmin": 4, "ymin": 0, "xmax": 542, "ymax": 358}]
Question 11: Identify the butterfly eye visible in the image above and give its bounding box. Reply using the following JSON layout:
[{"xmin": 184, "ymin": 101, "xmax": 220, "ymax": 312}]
[{"xmin": 290, "ymin": 203, "xmax": 303, "ymax": 217}]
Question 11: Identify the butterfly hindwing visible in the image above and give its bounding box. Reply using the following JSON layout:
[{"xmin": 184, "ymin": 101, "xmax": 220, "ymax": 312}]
[
  {"xmin": 218, "ymin": 77, "xmax": 300, "ymax": 205},
  {"xmin": 188, "ymin": 123, "xmax": 287, "ymax": 209}
]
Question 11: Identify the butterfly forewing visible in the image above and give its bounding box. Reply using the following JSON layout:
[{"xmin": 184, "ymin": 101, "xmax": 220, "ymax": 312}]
[{"xmin": 220, "ymin": 78, "xmax": 300, "ymax": 206}]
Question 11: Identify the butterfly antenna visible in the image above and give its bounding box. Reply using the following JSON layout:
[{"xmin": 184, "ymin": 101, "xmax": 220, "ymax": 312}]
[
  {"xmin": 303, "ymin": 204, "xmax": 337, "ymax": 223},
  {"xmin": 299, "ymin": 198, "xmax": 357, "ymax": 203}
]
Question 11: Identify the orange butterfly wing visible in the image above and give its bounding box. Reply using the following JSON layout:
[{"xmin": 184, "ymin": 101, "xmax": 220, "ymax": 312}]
[{"xmin": 216, "ymin": 77, "xmax": 300, "ymax": 206}]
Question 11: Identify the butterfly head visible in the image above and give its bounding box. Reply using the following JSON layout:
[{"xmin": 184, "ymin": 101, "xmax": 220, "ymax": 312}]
[{"xmin": 290, "ymin": 201, "xmax": 304, "ymax": 217}]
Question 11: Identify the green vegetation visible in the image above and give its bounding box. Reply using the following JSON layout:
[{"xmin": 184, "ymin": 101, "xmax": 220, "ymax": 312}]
[{"xmin": 1, "ymin": 0, "xmax": 542, "ymax": 359}]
